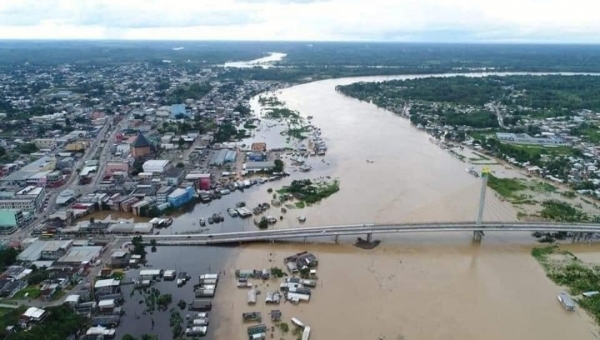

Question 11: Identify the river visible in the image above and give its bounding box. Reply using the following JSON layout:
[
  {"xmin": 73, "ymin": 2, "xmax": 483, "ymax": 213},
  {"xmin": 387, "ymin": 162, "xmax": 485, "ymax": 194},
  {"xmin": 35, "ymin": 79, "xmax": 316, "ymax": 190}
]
[{"xmin": 117, "ymin": 72, "xmax": 600, "ymax": 339}]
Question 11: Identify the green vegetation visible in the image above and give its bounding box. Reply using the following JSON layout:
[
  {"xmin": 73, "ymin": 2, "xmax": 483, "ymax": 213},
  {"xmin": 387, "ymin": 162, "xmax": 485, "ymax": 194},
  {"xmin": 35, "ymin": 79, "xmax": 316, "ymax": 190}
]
[
  {"xmin": 339, "ymin": 75, "xmax": 600, "ymax": 120},
  {"xmin": 6, "ymin": 305, "xmax": 86, "ymax": 340},
  {"xmin": 294, "ymin": 201, "xmax": 306, "ymax": 209},
  {"xmin": 278, "ymin": 322, "xmax": 290, "ymax": 333},
  {"xmin": 17, "ymin": 143, "xmax": 38, "ymax": 154},
  {"xmin": 270, "ymin": 267, "xmax": 287, "ymax": 278},
  {"xmin": 258, "ymin": 95, "xmax": 285, "ymax": 107},
  {"xmin": 273, "ymin": 159, "xmax": 284, "ymax": 172},
  {"xmin": 257, "ymin": 218, "xmax": 269, "ymax": 230},
  {"xmin": 561, "ymin": 191, "xmax": 577, "ymax": 199},
  {"xmin": 278, "ymin": 179, "xmax": 340, "ymax": 205},
  {"xmin": 169, "ymin": 308, "xmax": 184, "ymax": 338},
  {"xmin": 539, "ymin": 200, "xmax": 589, "ymax": 222},
  {"xmin": 529, "ymin": 181, "xmax": 557, "ymax": 193},
  {"xmin": 13, "ymin": 286, "xmax": 41, "ymax": 300},
  {"xmin": 131, "ymin": 236, "xmax": 147, "ymax": 259},
  {"xmin": 532, "ymin": 246, "xmax": 600, "ymax": 324},
  {"xmin": 167, "ymin": 83, "xmax": 212, "ymax": 104},
  {"xmin": 0, "ymin": 306, "xmax": 26, "ymax": 337},
  {"xmin": 0, "ymin": 248, "xmax": 18, "ymax": 270},
  {"xmin": 487, "ymin": 175, "xmax": 527, "ymax": 199}
]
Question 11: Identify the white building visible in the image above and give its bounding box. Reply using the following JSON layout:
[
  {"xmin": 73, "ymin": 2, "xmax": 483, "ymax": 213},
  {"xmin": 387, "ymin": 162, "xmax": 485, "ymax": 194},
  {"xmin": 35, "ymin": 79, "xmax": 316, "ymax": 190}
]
[
  {"xmin": 0, "ymin": 186, "xmax": 46, "ymax": 213},
  {"xmin": 142, "ymin": 160, "xmax": 171, "ymax": 174}
]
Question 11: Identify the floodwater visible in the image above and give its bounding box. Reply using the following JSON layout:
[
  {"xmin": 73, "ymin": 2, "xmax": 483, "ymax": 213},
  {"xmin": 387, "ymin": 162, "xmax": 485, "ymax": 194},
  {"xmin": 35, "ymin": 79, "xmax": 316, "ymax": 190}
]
[
  {"xmin": 116, "ymin": 72, "xmax": 600, "ymax": 339},
  {"xmin": 223, "ymin": 52, "xmax": 287, "ymax": 68},
  {"xmin": 214, "ymin": 240, "xmax": 599, "ymax": 340}
]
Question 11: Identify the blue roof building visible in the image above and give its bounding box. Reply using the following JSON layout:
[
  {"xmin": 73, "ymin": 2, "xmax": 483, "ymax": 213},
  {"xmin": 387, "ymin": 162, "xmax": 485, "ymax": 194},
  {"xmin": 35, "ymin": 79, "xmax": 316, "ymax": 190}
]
[{"xmin": 170, "ymin": 104, "xmax": 189, "ymax": 119}]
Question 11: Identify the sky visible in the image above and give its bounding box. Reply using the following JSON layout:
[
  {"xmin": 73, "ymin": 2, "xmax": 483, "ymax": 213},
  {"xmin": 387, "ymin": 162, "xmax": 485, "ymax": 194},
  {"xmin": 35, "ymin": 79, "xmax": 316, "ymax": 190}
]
[{"xmin": 0, "ymin": 0, "xmax": 599, "ymax": 43}]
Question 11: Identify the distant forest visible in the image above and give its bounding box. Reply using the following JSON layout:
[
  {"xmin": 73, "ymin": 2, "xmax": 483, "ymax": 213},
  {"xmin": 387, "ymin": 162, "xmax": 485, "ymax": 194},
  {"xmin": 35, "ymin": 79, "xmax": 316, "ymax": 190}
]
[
  {"xmin": 339, "ymin": 75, "xmax": 600, "ymax": 113},
  {"xmin": 2, "ymin": 41, "xmax": 600, "ymax": 80}
]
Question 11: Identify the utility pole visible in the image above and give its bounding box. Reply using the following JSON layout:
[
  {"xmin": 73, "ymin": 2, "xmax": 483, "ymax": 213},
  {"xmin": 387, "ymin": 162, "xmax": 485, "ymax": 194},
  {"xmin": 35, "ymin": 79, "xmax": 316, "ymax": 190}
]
[{"xmin": 474, "ymin": 167, "xmax": 490, "ymax": 241}]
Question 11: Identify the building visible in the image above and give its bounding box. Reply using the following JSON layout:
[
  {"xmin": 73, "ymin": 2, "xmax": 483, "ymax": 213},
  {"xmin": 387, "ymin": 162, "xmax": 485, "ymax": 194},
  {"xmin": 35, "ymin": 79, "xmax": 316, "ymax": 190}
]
[
  {"xmin": 131, "ymin": 132, "xmax": 153, "ymax": 158},
  {"xmin": 247, "ymin": 152, "xmax": 266, "ymax": 162},
  {"xmin": 22, "ymin": 307, "xmax": 46, "ymax": 322},
  {"xmin": 34, "ymin": 138, "xmax": 57, "ymax": 149},
  {"xmin": 185, "ymin": 173, "xmax": 211, "ymax": 190},
  {"xmin": 496, "ymin": 132, "xmax": 568, "ymax": 147},
  {"xmin": 104, "ymin": 161, "xmax": 130, "ymax": 176},
  {"xmin": 245, "ymin": 161, "xmax": 276, "ymax": 172},
  {"xmin": 0, "ymin": 156, "xmax": 56, "ymax": 186},
  {"xmin": 0, "ymin": 186, "xmax": 46, "ymax": 213},
  {"xmin": 209, "ymin": 149, "xmax": 229, "ymax": 166},
  {"xmin": 55, "ymin": 246, "xmax": 103, "ymax": 266},
  {"xmin": 0, "ymin": 209, "xmax": 27, "ymax": 231},
  {"xmin": 142, "ymin": 160, "xmax": 171, "ymax": 174},
  {"xmin": 251, "ymin": 142, "xmax": 267, "ymax": 152},
  {"xmin": 225, "ymin": 150, "xmax": 237, "ymax": 163},
  {"xmin": 17, "ymin": 240, "xmax": 72, "ymax": 262},
  {"xmin": 164, "ymin": 167, "xmax": 185, "ymax": 186},
  {"xmin": 167, "ymin": 186, "xmax": 195, "ymax": 208},
  {"xmin": 170, "ymin": 104, "xmax": 188, "ymax": 119}
]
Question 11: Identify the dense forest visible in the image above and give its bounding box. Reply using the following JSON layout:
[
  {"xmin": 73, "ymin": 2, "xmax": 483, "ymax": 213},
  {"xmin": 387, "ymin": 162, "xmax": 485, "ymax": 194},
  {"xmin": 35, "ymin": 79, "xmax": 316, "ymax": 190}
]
[
  {"xmin": 338, "ymin": 75, "xmax": 600, "ymax": 128},
  {"xmin": 340, "ymin": 75, "xmax": 600, "ymax": 112}
]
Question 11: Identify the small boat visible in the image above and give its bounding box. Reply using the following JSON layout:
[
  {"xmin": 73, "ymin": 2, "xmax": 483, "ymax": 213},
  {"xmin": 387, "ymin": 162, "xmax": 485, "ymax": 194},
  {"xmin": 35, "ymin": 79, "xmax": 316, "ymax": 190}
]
[
  {"xmin": 236, "ymin": 202, "xmax": 246, "ymax": 208},
  {"xmin": 298, "ymin": 216, "xmax": 306, "ymax": 223},
  {"xmin": 208, "ymin": 217, "xmax": 214, "ymax": 224},
  {"xmin": 557, "ymin": 292, "xmax": 576, "ymax": 311},
  {"xmin": 199, "ymin": 218, "xmax": 206, "ymax": 227}
]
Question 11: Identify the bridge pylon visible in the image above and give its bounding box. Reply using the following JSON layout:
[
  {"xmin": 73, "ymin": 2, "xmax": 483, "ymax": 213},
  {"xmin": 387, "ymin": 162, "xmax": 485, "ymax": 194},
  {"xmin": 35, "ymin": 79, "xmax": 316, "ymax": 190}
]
[{"xmin": 474, "ymin": 167, "xmax": 490, "ymax": 241}]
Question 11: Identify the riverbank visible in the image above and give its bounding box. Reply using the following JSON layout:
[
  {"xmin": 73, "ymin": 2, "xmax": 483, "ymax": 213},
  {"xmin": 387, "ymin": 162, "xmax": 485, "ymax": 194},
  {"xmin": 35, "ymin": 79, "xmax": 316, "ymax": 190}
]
[{"xmin": 213, "ymin": 240, "xmax": 598, "ymax": 340}]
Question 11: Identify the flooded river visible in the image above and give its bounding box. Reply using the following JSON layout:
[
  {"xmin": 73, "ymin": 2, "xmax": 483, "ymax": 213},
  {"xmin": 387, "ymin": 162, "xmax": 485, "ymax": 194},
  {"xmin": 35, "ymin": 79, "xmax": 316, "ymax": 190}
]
[{"xmin": 119, "ymin": 72, "xmax": 600, "ymax": 339}]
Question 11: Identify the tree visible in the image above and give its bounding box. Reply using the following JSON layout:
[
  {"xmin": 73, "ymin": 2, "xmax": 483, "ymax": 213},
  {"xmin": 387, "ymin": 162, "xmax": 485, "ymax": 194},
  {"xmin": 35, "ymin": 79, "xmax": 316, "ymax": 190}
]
[
  {"xmin": 122, "ymin": 335, "xmax": 137, "ymax": 340},
  {"xmin": 178, "ymin": 137, "xmax": 185, "ymax": 149},
  {"xmin": 176, "ymin": 162, "xmax": 184, "ymax": 168},
  {"xmin": 273, "ymin": 159, "xmax": 284, "ymax": 172},
  {"xmin": 0, "ymin": 146, "xmax": 6, "ymax": 158},
  {"xmin": 28, "ymin": 270, "xmax": 49, "ymax": 285},
  {"xmin": 0, "ymin": 248, "xmax": 18, "ymax": 269},
  {"xmin": 131, "ymin": 236, "xmax": 147, "ymax": 259},
  {"xmin": 258, "ymin": 218, "xmax": 269, "ymax": 229}
]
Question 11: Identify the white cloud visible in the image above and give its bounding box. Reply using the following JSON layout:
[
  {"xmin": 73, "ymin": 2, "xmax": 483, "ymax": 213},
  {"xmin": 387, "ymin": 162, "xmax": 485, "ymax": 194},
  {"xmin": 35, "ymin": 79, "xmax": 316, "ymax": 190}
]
[{"xmin": 0, "ymin": 0, "xmax": 599, "ymax": 42}]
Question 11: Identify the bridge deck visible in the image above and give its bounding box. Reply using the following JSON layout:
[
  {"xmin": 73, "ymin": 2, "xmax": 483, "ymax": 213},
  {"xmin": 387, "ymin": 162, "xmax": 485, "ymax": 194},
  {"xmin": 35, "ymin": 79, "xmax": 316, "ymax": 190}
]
[{"xmin": 125, "ymin": 222, "xmax": 600, "ymax": 246}]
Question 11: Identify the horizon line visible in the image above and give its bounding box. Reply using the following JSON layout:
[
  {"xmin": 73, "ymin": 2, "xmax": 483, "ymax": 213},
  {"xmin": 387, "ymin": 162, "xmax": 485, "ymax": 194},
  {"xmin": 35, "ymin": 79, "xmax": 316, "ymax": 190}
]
[{"xmin": 0, "ymin": 38, "xmax": 600, "ymax": 46}]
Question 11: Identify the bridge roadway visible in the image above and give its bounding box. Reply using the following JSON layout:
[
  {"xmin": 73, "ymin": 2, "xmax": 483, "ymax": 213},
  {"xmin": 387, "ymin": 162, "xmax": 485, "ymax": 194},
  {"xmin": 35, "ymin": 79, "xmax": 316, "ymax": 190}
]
[{"xmin": 124, "ymin": 222, "xmax": 600, "ymax": 246}]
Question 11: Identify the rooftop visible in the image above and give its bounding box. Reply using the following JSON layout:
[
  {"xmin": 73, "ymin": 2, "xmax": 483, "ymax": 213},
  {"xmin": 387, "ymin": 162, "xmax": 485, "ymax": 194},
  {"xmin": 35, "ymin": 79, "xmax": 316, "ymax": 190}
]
[
  {"xmin": 0, "ymin": 156, "xmax": 55, "ymax": 182},
  {"xmin": 132, "ymin": 132, "xmax": 152, "ymax": 148},
  {"xmin": 57, "ymin": 246, "xmax": 103, "ymax": 264}
]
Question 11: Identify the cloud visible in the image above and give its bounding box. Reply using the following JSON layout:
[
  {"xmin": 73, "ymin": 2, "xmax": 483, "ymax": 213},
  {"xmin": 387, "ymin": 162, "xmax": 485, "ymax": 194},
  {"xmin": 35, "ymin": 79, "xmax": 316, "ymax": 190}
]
[{"xmin": 0, "ymin": 0, "xmax": 599, "ymax": 42}]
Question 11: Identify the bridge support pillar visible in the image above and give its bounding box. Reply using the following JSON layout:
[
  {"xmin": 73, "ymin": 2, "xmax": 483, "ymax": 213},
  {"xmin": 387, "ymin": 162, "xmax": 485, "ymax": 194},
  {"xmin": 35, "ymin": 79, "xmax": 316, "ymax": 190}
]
[
  {"xmin": 473, "ymin": 231, "xmax": 484, "ymax": 242},
  {"xmin": 304, "ymin": 237, "xmax": 307, "ymax": 243},
  {"xmin": 334, "ymin": 235, "xmax": 339, "ymax": 244},
  {"xmin": 366, "ymin": 233, "xmax": 372, "ymax": 243}
]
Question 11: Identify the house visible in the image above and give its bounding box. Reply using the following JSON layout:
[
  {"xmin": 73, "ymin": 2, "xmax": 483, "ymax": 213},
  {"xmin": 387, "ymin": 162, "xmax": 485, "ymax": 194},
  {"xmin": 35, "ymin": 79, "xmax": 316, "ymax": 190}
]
[
  {"xmin": 164, "ymin": 167, "xmax": 185, "ymax": 186},
  {"xmin": 0, "ymin": 279, "xmax": 26, "ymax": 298},
  {"xmin": 142, "ymin": 160, "xmax": 171, "ymax": 174},
  {"xmin": 170, "ymin": 104, "xmax": 189, "ymax": 119},
  {"xmin": 22, "ymin": 307, "xmax": 46, "ymax": 322}
]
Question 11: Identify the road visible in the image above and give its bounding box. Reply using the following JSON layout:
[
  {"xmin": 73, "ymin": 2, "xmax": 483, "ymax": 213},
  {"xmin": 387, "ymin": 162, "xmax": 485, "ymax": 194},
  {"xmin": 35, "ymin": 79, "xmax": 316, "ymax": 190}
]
[
  {"xmin": 6, "ymin": 119, "xmax": 117, "ymax": 241},
  {"xmin": 134, "ymin": 221, "xmax": 600, "ymax": 245}
]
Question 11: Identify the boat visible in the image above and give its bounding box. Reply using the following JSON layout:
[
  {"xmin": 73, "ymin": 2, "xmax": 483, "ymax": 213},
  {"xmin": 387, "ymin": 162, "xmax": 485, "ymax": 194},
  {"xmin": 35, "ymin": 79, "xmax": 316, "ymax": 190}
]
[
  {"xmin": 236, "ymin": 201, "xmax": 246, "ymax": 208},
  {"xmin": 299, "ymin": 164, "xmax": 312, "ymax": 172},
  {"xmin": 199, "ymin": 218, "xmax": 206, "ymax": 227},
  {"xmin": 208, "ymin": 217, "xmax": 214, "ymax": 224},
  {"xmin": 228, "ymin": 208, "xmax": 239, "ymax": 217},
  {"xmin": 297, "ymin": 216, "xmax": 306, "ymax": 223},
  {"xmin": 557, "ymin": 292, "xmax": 576, "ymax": 311}
]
